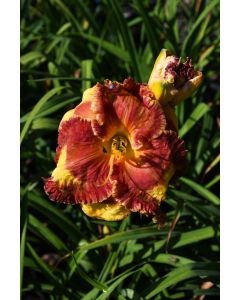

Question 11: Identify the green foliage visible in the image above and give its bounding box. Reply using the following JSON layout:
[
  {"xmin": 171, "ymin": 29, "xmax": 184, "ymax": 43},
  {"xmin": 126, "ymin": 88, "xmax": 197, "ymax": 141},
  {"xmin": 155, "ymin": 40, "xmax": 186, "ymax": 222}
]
[{"xmin": 21, "ymin": 0, "xmax": 220, "ymax": 299}]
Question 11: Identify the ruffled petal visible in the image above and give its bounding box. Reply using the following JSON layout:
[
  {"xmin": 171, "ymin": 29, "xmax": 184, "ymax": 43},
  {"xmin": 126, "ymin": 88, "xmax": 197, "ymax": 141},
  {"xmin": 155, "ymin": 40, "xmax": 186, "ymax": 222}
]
[
  {"xmin": 140, "ymin": 131, "xmax": 187, "ymax": 196},
  {"xmin": 139, "ymin": 130, "xmax": 187, "ymax": 173},
  {"xmin": 44, "ymin": 118, "xmax": 112, "ymax": 204},
  {"xmin": 81, "ymin": 198, "xmax": 130, "ymax": 221},
  {"xmin": 113, "ymin": 89, "xmax": 166, "ymax": 149},
  {"xmin": 74, "ymin": 84, "xmax": 105, "ymax": 124},
  {"xmin": 110, "ymin": 158, "xmax": 159, "ymax": 214},
  {"xmin": 57, "ymin": 85, "xmax": 105, "ymax": 134},
  {"xmin": 109, "ymin": 131, "xmax": 187, "ymax": 214},
  {"xmin": 73, "ymin": 83, "xmax": 120, "ymax": 141}
]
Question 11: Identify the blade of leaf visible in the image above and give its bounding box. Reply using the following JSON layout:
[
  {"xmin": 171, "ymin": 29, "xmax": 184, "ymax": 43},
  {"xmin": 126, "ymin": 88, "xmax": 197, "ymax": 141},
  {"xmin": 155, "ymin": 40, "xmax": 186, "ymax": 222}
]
[
  {"xmin": 27, "ymin": 191, "xmax": 80, "ymax": 243},
  {"xmin": 96, "ymin": 265, "xmax": 145, "ymax": 300},
  {"xmin": 181, "ymin": 0, "xmax": 219, "ymax": 56},
  {"xmin": 133, "ymin": 0, "xmax": 159, "ymax": 56},
  {"xmin": 26, "ymin": 243, "xmax": 59, "ymax": 283},
  {"xmin": 151, "ymin": 253, "xmax": 194, "ymax": 267},
  {"xmin": 142, "ymin": 226, "xmax": 218, "ymax": 259},
  {"xmin": 28, "ymin": 214, "xmax": 68, "ymax": 251},
  {"xmin": 20, "ymin": 212, "xmax": 28, "ymax": 300},
  {"xmin": 81, "ymin": 59, "xmax": 93, "ymax": 91},
  {"xmin": 52, "ymin": 0, "xmax": 83, "ymax": 32},
  {"xmin": 20, "ymin": 96, "xmax": 81, "ymax": 123},
  {"xmin": 20, "ymin": 51, "xmax": 44, "ymax": 65},
  {"xmin": 204, "ymin": 154, "xmax": 220, "ymax": 175},
  {"xmin": 79, "ymin": 32, "xmax": 130, "ymax": 62},
  {"xmin": 20, "ymin": 86, "xmax": 65, "ymax": 144},
  {"xmin": 179, "ymin": 103, "xmax": 210, "ymax": 137},
  {"xmin": 26, "ymin": 243, "xmax": 80, "ymax": 300},
  {"xmin": 205, "ymin": 174, "xmax": 220, "ymax": 189},
  {"xmin": 72, "ymin": 252, "xmax": 108, "ymax": 292},
  {"xmin": 107, "ymin": 0, "xmax": 143, "ymax": 81},
  {"xmin": 57, "ymin": 22, "xmax": 72, "ymax": 35},
  {"xmin": 144, "ymin": 262, "xmax": 219, "ymax": 299},
  {"xmin": 31, "ymin": 118, "xmax": 59, "ymax": 130},
  {"xmin": 180, "ymin": 177, "xmax": 220, "ymax": 205}
]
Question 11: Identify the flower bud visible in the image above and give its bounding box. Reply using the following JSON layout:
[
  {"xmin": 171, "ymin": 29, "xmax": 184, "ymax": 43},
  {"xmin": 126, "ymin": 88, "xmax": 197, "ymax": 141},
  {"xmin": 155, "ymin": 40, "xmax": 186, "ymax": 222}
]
[{"xmin": 148, "ymin": 49, "xmax": 203, "ymax": 105}]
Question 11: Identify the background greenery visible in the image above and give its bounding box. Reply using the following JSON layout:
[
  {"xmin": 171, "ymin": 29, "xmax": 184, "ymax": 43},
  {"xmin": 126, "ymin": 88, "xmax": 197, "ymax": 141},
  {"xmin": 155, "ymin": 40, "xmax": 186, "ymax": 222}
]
[{"xmin": 20, "ymin": 0, "xmax": 220, "ymax": 299}]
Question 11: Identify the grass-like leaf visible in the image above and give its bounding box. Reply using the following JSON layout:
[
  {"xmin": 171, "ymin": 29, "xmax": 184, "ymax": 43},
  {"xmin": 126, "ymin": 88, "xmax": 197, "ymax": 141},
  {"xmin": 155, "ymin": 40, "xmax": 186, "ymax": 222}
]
[
  {"xmin": 20, "ymin": 86, "xmax": 65, "ymax": 144},
  {"xmin": 179, "ymin": 103, "xmax": 210, "ymax": 137}
]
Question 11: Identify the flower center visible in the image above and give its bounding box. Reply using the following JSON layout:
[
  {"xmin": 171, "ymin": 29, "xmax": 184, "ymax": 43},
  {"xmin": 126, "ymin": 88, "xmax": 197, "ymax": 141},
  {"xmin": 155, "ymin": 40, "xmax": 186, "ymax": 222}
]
[{"xmin": 111, "ymin": 135, "xmax": 128, "ymax": 155}]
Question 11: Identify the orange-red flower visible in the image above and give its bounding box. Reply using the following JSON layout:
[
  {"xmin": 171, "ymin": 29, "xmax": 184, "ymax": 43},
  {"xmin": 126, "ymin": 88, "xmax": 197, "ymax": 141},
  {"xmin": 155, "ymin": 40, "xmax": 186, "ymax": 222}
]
[{"xmin": 44, "ymin": 49, "xmax": 201, "ymax": 221}]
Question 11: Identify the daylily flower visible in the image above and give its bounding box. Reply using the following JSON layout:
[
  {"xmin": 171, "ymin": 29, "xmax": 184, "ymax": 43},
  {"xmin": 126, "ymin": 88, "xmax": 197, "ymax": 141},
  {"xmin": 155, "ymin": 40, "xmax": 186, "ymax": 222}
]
[{"xmin": 44, "ymin": 49, "xmax": 201, "ymax": 221}]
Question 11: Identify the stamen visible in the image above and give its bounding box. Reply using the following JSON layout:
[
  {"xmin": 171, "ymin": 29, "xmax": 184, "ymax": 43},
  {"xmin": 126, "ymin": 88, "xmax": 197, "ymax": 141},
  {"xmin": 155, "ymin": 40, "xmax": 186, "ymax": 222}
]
[{"xmin": 111, "ymin": 136, "xmax": 128, "ymax": 154}]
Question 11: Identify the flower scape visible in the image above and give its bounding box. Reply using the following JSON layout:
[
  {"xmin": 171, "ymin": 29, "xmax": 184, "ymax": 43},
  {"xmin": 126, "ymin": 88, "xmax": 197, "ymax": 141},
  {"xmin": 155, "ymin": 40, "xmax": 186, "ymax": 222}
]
[{"xmin": 44, "ymin": 49, "xmax": 203, "ymax": 222}]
